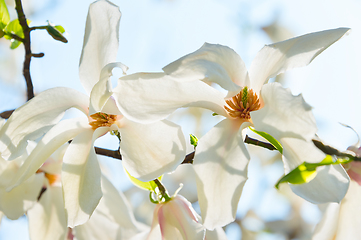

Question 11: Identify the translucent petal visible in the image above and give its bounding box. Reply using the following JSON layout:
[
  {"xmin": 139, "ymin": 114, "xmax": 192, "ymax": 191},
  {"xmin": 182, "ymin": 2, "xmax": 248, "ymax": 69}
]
[
  {"xmin": 6, "ymin": 118, "xmax": 90, "ymax": 192},
  {"xmin": 27, "ymin": 184, "xmax": 67, "ymax": 240},
  {"xmin": 163, "ymin": 43, "xmax": 248, "ymax": 91},
  {"xmin": 120, "ymin": 118, "xmax": 186, "ymax": 181},
  {"xmin": 312, "ymin": 202, "xmax": 339, "ymax": 240},
  {"xmin": 62, "ymin": 127, "xmax": 105, "ymax": 227},
  {"xmin": 0, "ymin": 88, "xmax": 88, "ymax": 160},
  {"xmin": 79, "ymin": 0, "xmax": 122, "ymax": 95},
  {"xmin": 249, "ymin": 28, "xmax": 350, "ymax": 93},
  {"xmin": 193, "ymin": 119, "xmax": 250, "ymax": 229},
  {"xmin": 251, "ymin": 82, "xmax": 317, "ymax": 141},
  {"xmin": 113, "ymin": 72, "xmax": 227, "ymax": 124}
]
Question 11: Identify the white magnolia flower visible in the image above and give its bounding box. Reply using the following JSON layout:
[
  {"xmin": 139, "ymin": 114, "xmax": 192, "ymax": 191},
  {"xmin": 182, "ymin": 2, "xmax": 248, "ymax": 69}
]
[
  {"xmin": 0, "ymin": 0, "xmax": 185, "ymax": 227},
  {"xmin": 112, "ymin": 28, "xmax": 350, "ymax": 229}
]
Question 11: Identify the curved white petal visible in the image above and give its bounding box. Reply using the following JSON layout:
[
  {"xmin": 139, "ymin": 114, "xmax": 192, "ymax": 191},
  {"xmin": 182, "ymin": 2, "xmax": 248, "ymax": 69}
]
[
  {"xmin": 0, "ymin": 172, "xmax": 44, "ymax": 220},
  {"xmin": 282, "ymin": 138, "xmax": 349, "ymax": 204},
  {"xmin": 334, "ymin": 180, "xmax": 361, "ymax": 240},
  {"xmin": 251, "ymin": 82, "xmax": 317, "ymax": 141},
  {"xmin": 249, "ymin": 28, "xmax": 350, "ymax": 93},
  {"xmin": 120, "ymin": 118, "xmax": 186, "ymax": 181},
  {"xmin": 62, "ymin": 127, "xmax": 106, "ymax": 228},
  {"xmin": 290, "ymin": 164, "xmax": 349, "ymax": 204},
  {"xmin": 205, "ymin": 227, "xmax": 228, "ymax": 240},
  {"xmin": 113, "ymin": 72, "xmax": 227, "ymax": 124},
  {"xmin": 27, "ymin": 184, "xmax": 67, "ymax": 240},
  {"xmin": 89, "ymin": 62, "xmax": 128, "ymax": 115},
  {"xmin": 0, "ymin": 87, "xmax": 89, "ymax": 160},
  {"xmin": 312, "ymin": 202, "xmax": 340, "ymax": 240},
  {"xmin": 193, "ymin": 119, "xmax": 250, "ymax": 229},
  {"xmin": 163, "ymin": 43, "xmax": 247, "ymax": 91},
  {"xmin": 6, "ymin": 118, "xmax": 90, "ymax": 192},
  {"xmin": 79, "ymin": 0, "xmax": 122, "ymax": 95}
]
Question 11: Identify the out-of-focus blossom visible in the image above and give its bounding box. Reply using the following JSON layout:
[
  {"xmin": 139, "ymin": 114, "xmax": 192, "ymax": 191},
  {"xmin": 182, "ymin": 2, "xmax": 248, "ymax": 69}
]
[
  {"xmin": 0, "ymin": 0, "xmax": 185, "ymax": 228},
  {"xmin": 113, "ymin": 28, "xmax": 350, "ymax": 229}
]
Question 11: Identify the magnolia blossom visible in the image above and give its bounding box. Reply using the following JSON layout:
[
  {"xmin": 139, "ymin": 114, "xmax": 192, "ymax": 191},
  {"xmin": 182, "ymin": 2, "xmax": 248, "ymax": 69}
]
[
  {"xmin": 112, "ymin": 28, "xmax": 350, "ymax": 229},
  {"xmin": 0, "ymin": 0, "xmax": 185, "ymax": 227}
]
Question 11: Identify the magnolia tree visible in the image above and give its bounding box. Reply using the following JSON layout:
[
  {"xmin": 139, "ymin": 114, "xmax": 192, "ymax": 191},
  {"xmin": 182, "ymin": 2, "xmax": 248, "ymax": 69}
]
[{"xmin": 0, "ymin": 0, "xmax": 360, "ymax": 239}]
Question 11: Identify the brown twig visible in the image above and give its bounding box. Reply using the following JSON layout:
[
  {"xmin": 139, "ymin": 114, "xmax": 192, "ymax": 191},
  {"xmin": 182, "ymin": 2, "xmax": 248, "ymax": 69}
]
[
  {"xmin": 312, "ymin": 139, "xmax": 361, "ymax": 162},
  {"xmin": 244, "ymin": 135, "xmax": 277, "ymax": 151},
  {"xmin": 94, "ymin": 147, "xmax": 122, "ymax": 160},
  {"xmin": 15, "ymin": 0, "xmax": 34, "ymax": 100},
  {"xmin": 0, "ymin": 109, "xmax": 15, "ymax": 119}
]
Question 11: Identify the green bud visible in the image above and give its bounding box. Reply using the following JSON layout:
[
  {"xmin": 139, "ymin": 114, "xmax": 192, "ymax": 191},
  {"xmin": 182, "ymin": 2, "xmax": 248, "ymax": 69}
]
[{"xmin": 190, "ymin": 134, "xmax": 198, "ymax": 148}]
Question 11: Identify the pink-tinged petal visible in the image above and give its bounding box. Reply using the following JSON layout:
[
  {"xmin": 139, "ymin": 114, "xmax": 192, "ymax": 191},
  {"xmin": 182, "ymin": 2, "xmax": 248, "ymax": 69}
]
[
  {"xmin": 113, "ymin": 72, "xmax": 227, "ymax": 124},
  {"xmin": 281, "ymin": 138, "xmax": 349, "ymax": 204},
  {"xmin": 147, "ymin": 205, "xmax": 163, "ymax": 240},
  {"xmin": 249, "ymin": 28, "xmax": 350, "ymax": 93},
  {"xmin": 89, "ymin": 62, "xmax": 128, "ymax": 115},
  {"xmin": 120, "ymin": 118, "xmax": 186, "ymax": 181},
  {"xmin": 6, "ymin": 118, "xmax": 90, "ymax": 192},
  {"xmin": 27, "ymin": 184, "xmax": 67, "ymax": 240},
  {"xmin": 312, "ymin": 202, "xmax": 340, "ymax": 240},
  {"xmin": 79, "ymin": 0, "xmax": 122, "ymax": 95},
  {"xmin": 62, "ymin": 127, "xmax": 107, "ymax": 227},
  {"xmin": 0, "ymin": 87, "xmax": 88, "ymax": 160},
  {"xmin": 193, "ymin": 119, "xmax": 250, "ymax": 230},
  {"xmin": 158, "ymin": 196, "xmax": 205, "ymax": 240},
  {"xmin": 163, "ymin": 43, "xmax": 248, "ymax": 91},
  {"xmin": 251, "ymin": 83, "xmax": 317, "ymax": 141},
  {"xmin": 0, "ymin": 171, "xmax": 44, "ymax": 220}
]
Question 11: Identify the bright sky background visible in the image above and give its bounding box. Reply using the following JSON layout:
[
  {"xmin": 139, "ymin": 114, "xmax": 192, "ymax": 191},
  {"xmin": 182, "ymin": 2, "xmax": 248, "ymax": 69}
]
[{"xmin": 1, "ymin": 0, "xmax": 361, "ymax": 239}]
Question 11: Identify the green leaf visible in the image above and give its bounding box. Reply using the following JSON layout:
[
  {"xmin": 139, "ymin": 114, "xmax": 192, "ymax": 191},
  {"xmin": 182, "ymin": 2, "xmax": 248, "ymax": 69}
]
[
  {"xmin": 249, "ymin": 127, "xmax": 283, "ymax": 154},
  {"xmin": 190, "ymin": 134, "xmax": 198, "ymax": 148},
  {"xmin": 275, "ymin": 162, "xmax": 317, "ymax": 189},
  {"xmin": 0, "ymin": 28, "xmax": 4, "ymax": 38},
  {"xmin": 125, "ymin": 169, "xmax": 162, "ymax": 192},
  {"xmin": 10, "ymin": 39, "xmax": 21, "ymax": 49},
  {"xmin": 0, "ymin": 0, "xmax": 10, "ymax": 29},
  {"xmin": 5, "ymin": 19, "xmax": 23, "ymax": 37},
  {"xmin": 46, "ymin": 24, "xmax": 68, "ymax": 43}
]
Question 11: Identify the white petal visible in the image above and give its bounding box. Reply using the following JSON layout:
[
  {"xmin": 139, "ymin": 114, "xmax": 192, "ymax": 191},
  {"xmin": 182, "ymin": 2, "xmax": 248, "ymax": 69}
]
[
  {"xmin": 62, "ymin": 127, "xmax": 105, "ymax": 227},
  {"xmin": 120, "ymin": 118, "xmax": 186, "ymax": 181},
  {"xmin": 157, "ymin": 195, "xmax": 205, "ymax": 240},
  {"xmin": 114, "ymin": 72, "xmax": 227, "ymax": 124},
  {"xmin": 193, "ymin": 119, "xmax": 250, "ymax": 229},
  {"xmin": 91, "ymin": 175, "xmax": 149, "ymax": 239},
  {"xmin": 163, "ymin": 43, "xmax": 248, "ymax": 91},
  {"xmin": 0, "ymin": 172, "xmax": 44, "ymax": 220},
  {"xmin": 6, "ymin": 118, "xmax": 90, "ymax": 192},
  {"xmin": 251, "ymin": 82, "xmax": 317, "ymax": 141},
  {"xmin": 249, "ymin": 28, "xmax": 350, "ymax": 93},
  {"xmin": 0, "ymin": 87, "xmax": 88, "ymax": 160},
  {"xmin": 334, "ymin": 180, "xmax": 361, "ymax": 240},
  {"xmin": 205, "ymin": 227, "xmax": 228, "ymax": 240},
  {"xmin": 312, "ymin": 202, "xmax": 340, "ymax": 240},
  {"xmin": 27, "ymin": 184, "xmax": 67, "ymax": 240},
  {"xmin": 290, "ymin": 164, "xmax": 349, "ymax": 204},
  {"xmin": 89, "ymin": 62, "xmax": 128, "ymax": 115},
  {"xmin": 79, "ymin": 0, "xmax": 122, "ymax": 95}
]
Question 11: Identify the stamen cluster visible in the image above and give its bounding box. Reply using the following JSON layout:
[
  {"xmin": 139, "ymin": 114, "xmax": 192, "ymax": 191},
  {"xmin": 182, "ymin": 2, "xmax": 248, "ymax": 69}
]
[
  {"xmin": 89, "ymin": 112, "xmax": 118, "ymax": 129},
  {"xmin": 224, "ymin": 87, "xmax": 261, "ymax": 119}
]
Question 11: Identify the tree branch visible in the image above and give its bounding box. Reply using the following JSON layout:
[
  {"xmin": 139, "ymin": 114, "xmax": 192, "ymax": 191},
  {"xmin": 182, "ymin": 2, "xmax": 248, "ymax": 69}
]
[
  {"xmin": 244, "ymin": 135, "xmax": 277, "ymax": 151},
  {"xmin": 15, "ymin": 0, "xmax": 34, "ymax": 100},
  {"xmin": 0, "ymin": 109, "xmax": 14, "ymax": 119},
  {"xmin": 312, "ymin": 139, "xmax": 361, "ymax": 162}
]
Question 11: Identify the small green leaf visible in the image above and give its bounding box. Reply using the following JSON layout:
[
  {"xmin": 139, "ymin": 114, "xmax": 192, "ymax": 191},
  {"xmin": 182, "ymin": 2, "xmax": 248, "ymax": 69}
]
[
  {"xmin": 5, "ymin": 19, "xmax": 23, "ymax": 37},
  {"xmin": 54, "ymin": 25, "xmax": 65, "ymax": 33},
  {"xmin": 0, "ymin": 0, "xmax": 10, "ymax": 29},
  {"xmin": 125, "ymin": 169, "xmax": 162, "ymax": 192},
  {"xmin": 46, "ymin": 24, "xmax": 68, "ymax": 43},
  {"xmin": 0, "ymin": 28, "xmax": 4, "ymax": 38},
  {"xmin": 249, "ymin": 127, "xmax": 283, "ymax": 154},
  {"xmin": 275, "ymin": 163, "xmax": 317, "ymax": 189},
  {"xmin": 10, "ymin": 39, "xmax": 21, "ymax": 49},
  {"xmin": 212, "ymin": 113, "xmax": 219, "ymax": 116},
  {"xmin": 190, "ymin": 134, "xmax": 198, "ymax": 148}
]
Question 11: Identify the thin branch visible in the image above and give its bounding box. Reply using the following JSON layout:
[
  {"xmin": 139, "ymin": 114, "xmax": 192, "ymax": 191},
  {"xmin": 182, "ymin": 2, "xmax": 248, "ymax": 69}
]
[
  {"xmin": 15, "ymin": 0, "xmax": 34, "ymax": 100},
  {"xmin": 0, "ymin": 109, "xmax": 14, "ymax": 119},
  {"xmin": 4, "ymin": 32, "xmax": 24, "ymax": 42},
  {"xmin": 244, "ymin": 135, "xmax": 277, "ymax": 151},
  {"xmin": 312, "ymin": 139, "xmax": 361, "ymax": 161},
  {"xmin": 95, "ymin": 134, "xmax": 277, "ymax": 165}
]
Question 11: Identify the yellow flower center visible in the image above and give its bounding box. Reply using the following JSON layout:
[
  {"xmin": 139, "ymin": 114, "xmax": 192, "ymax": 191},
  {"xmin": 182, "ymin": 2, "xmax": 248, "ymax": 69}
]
[
  {"xmin": 36, "ymin": 169, "xmax": 60, "ymax": 186},
  {"xmin": 89, "ymin": 112, "xmax": 118, "ymax": 130},
  {"xmin": 224, "ymin": 87, "xmax": 261, "ymax": 120}
]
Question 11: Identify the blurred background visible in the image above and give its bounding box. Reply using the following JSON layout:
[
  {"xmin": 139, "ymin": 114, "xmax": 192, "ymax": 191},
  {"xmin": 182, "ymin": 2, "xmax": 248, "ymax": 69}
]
[{"xmin": 1, "ymin": 0, "xmax": 361, "ymax": 239}]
